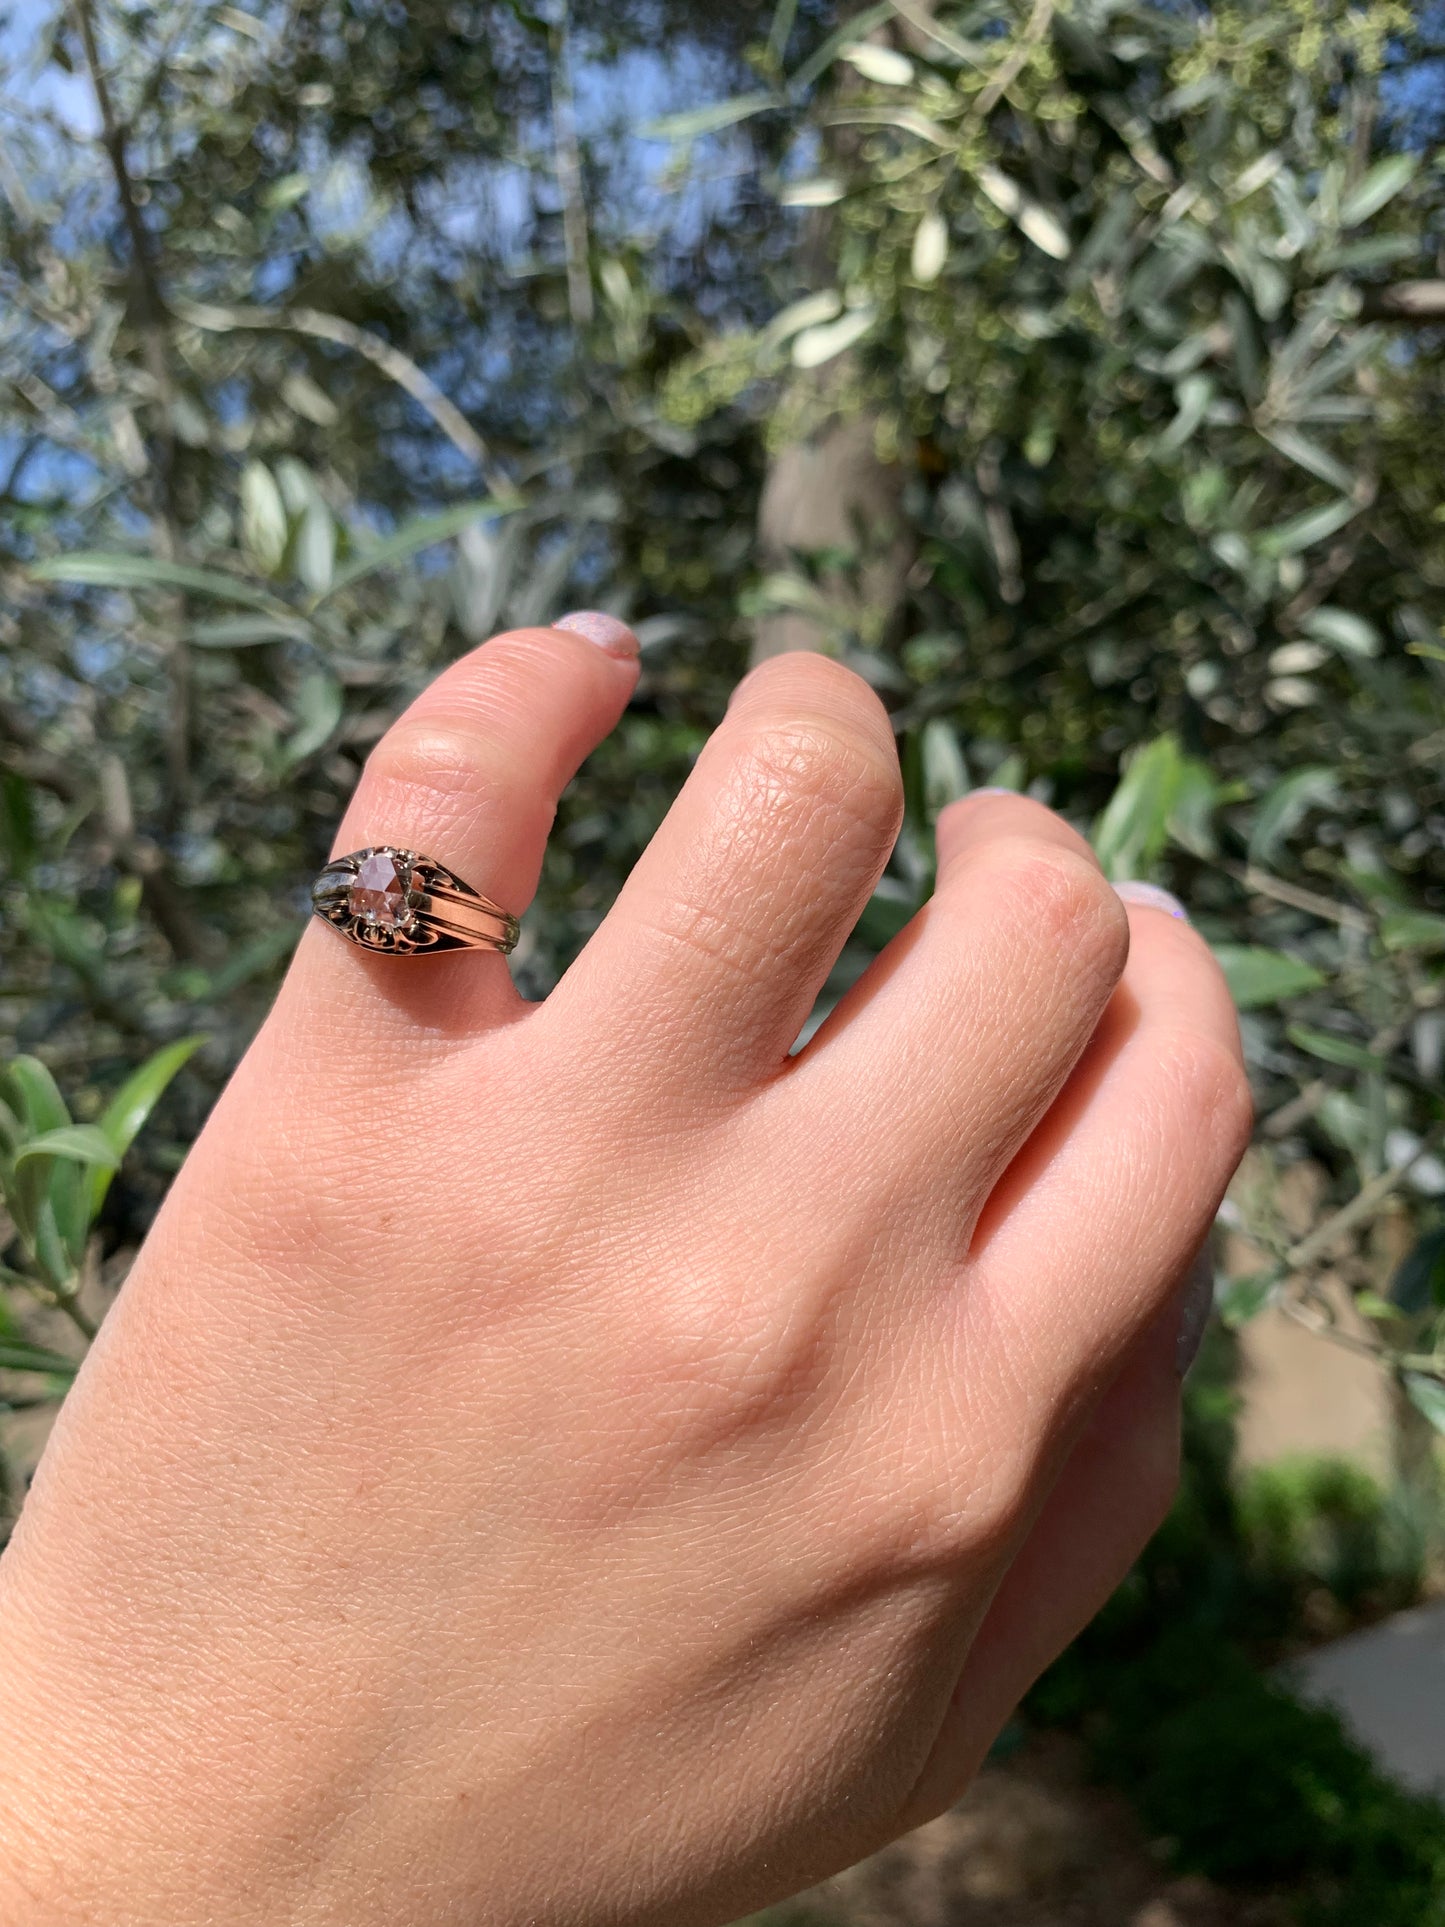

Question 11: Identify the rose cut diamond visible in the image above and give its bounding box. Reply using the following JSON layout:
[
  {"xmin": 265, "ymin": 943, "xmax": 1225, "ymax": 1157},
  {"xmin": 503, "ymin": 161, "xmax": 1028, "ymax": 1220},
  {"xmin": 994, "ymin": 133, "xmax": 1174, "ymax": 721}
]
[{"xmin": 348, "ymin": 850, "xmax": 412, "ymax": 929}]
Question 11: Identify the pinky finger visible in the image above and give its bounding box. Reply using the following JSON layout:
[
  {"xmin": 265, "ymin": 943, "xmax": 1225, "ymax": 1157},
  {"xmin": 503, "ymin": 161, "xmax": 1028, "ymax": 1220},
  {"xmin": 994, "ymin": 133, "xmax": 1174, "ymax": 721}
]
[{"xmin": 959, "ymin": 891, "xmax": 1252, "ymax": 1421}]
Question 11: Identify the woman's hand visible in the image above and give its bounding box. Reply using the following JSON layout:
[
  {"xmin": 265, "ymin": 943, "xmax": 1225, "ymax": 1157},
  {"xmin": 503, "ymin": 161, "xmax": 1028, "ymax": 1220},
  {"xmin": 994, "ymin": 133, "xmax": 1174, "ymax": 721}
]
[{"xmin": 0, "ymin": 621, "xmax": 1250, "ymax": 1927}]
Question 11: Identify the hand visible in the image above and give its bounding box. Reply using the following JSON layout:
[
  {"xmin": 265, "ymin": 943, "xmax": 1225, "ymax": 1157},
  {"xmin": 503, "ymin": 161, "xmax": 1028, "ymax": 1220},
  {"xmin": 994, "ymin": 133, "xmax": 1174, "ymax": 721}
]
[{"xmin": 0, "ymin": 622, "xmax": 1250, "ymax": 1927}]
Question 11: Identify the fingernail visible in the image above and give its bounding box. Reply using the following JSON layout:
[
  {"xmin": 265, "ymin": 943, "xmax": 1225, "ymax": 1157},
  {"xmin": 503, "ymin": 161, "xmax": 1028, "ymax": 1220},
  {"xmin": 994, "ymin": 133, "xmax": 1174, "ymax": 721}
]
[
  {"xmin": 971, "ymin": 786, "xmax": 1020, "ymax": 798},
  {"xmin": 1115, "ymin": 880, "xmax": 1190, "ymax": 922},
  {"xmin": 552, "ymin": 611, "xmax": 640, "ymax": 660},
  {"xmin": 1175, "ymin": 1242, "xmax": 1215, "ymax": 1378}
]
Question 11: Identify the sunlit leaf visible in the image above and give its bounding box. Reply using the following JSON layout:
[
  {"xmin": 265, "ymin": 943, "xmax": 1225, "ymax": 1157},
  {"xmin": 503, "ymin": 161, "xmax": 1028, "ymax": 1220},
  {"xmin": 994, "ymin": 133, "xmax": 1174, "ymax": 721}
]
[
  {"xmin": 240, "ymin": 460, "xmax": 287, "ymax": 573},
  {"xmin": 1258, "ymin": 497, "xmax": 1360, "ymax": 557},
  {"xmin": 280, "ymin": 370, "xmax": 339, "ymax": 427},
  {"xmin": 1285, "ymin": 1025, "xmax": 1388, "ymax": 1075},
  {"xmin": 30, "ymin": 552, "xmax": 285, "ymax": 611},
  {"xmin": 1268, "ymin": 641, "xmax": 1328, "ymax": 676},
  {"xmin": 1299, "ymin": 607, "xmax": 1380, "ymax": 659},
  {"xmin": 215, "ymin": 6, "xmax": 265, "ymax": 36},
  {"xmin": 281, "ymin": 670, "xmax": 343, "ymax": 765},
  {"xmin": 1403, "ymin": 1371, "xmax": 1445, "ymax": 1436},
  {"xmin": 779, "ymin": 178, "xmax": 845, "ymax": 208},
  {"xmin": 320, "ymin": 498, "xmax": 519, "ymax": 600},
  {"xmin": 791, "ymin": 307, "xmax": 876, "ymax": 368},
  {"xmin": 89, "ymin": 1035, "xmax": 205, "ymax": 1217},
  {"xmin": 1212, "ymin": 946, "xmax": 1326, "ymax": 1009},
  {"xmin": 643, "ymin": 91, "xmax": 777, "ymax": 142},
  {"xmin": 294, "ymin": 497, "xmax": 336, "ymax": 596},
  {"xmin": 911, "ymin": 210, "xmax": 948, "ymax": 284},
  {"xmin": 1017, "ymin": 203, "xmax": 1070, "ymax": 260},
  {"xmin": 1354, "ymin": 1290, "xmax": 1402, "ymax": 1323},
  {"xmin": 842, "ymin": 43, "xmax": 913, "ymax": 85},
  {"xmin": 765, "ymin": 290, "xmax": 842, "ymax": 343},
  {"xmin": 1248, "ymin": 766, "xmax": 1339, "ymax": 866},
  {"xmin": 1167, "ymin": 760, "xmax": 1219, "ymax": 858},
  {"xmin": 2, "ymin": 1057, "xmax": 69, "ymax": 1136},
  {"xmin": 1159, "ymin": 374, "xmax": 1213, "ymax": 451},
  {"xmin": 1219, "ymin": 1272, "xmax": 1277, "ymax": 1327},
  {"xmin": 262, "ymin": 171, "xmax": 310, "ymax": 210},
  {"xmin": 13, "ymin": 1125, "xmax": 120, "ymax": 1171},
  {"xmin": 1261, "ymin": 428, "xmax": 1356, "ymax": 496},
  {"xmin": 976, "ymin": 164, "xmax": 1022, "ymax": 217},
  {"xmin": 920, "ymin": 719, "xmax": 968, "ymax": 818},
  {"xmin": 1092, "ymin": 735, "xmax": 1183, "ymax": 880},
  {"xmin": 788, "ymin": 0, "xmax": 892, "ymax": 89},
  {"xmin": 0, "ymin": 1338, "xmax": 78, "ymax": 1380},
  {"xmin": 188, "ymin": 615, "xmax": 311, "ymax": 648},
  {"xmin": 1338, "ymin": 153, "xmax": 1417, "ymax": 228},
  {"xmin": 976, "ymin": 166, "xmax": 1070, "ymax": 258},
  {"xmin": 1381, "ymin": 910, "xmax": 1445, "ymax": 954}
]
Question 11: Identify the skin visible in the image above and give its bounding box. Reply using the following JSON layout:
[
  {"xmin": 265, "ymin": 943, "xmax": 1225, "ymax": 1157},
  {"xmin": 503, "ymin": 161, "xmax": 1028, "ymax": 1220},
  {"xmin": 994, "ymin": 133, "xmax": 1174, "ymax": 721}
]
[{"xmin": 0, "ymin": 628, "xmax": 1251, "ymax": 1927}]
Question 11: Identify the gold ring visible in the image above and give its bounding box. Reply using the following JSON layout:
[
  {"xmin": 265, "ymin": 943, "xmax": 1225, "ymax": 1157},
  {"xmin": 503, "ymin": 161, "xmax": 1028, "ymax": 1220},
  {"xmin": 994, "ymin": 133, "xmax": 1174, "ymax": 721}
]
[{"xmin": 310, "ymin": 847, "xmax": 519, "ymax": 956}]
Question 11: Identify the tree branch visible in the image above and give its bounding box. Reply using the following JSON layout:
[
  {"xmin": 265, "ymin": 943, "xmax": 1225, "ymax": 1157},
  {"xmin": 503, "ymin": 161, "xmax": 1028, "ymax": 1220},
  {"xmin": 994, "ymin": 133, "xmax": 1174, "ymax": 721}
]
[
  {"xmin": 1363, "ymin": 281, "xmax": 1445, "ymax": 322},
  {"xmin": 973, "ymin": 0, "xmax": 1054, "ymax": 121},
  {"xmin": 0, "ymin": 706, "xmax": 210, "ymax": 965},
  {"xmin": 550, "ymin": 4, "xmax": 594, "ymax": 333},
  {"xmin": 1286, "ymin": 1126, "xmax": 1445, "ymax": 1272},
  {"xmin": 174, "ymin": 301, "xmax": 508, "ymax": 490},
  {"xmin": 71, "ymin": 0, "xmax": 191, "ymax": 821}
]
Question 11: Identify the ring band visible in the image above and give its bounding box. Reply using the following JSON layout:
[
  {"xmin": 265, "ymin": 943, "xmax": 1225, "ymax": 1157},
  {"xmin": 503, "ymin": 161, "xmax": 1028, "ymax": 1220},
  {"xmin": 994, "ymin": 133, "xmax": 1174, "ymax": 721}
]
[{"xmin": 311, "ymin": 847, "xmax": 519, "ymax": 956}]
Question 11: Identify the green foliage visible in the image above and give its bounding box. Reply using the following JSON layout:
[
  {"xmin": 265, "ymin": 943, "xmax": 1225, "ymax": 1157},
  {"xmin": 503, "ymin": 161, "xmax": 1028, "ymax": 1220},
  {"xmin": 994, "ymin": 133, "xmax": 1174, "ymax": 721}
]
[
  {"xmin": 1238, "ymin": 1455, "xmax": 1424, "ymax": 1611},
  {"xmin": 1033, "ymin": 1366, "xmax": 1445, "ymax": 1922},
  {"xmin": 0, "ymin": 1042, "xmax": 200, "ymax": 1365},
  {"xmin": 1, "ymin": 0, "xmax": 1443, "ymax": 1900},
  {"xmin": 1098, "ymin": 1636, "xmax": 1445, "ymax": 1922}
]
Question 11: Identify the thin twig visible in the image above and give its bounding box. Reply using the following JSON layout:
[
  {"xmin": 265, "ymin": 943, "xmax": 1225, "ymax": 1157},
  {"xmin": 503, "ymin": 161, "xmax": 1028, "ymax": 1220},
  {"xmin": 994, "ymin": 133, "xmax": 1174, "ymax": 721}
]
[
  {"xmin": 550, "ymin": 3, "xmax": 593, "ymax": 333},
  {"xmin": 1286, "ymin": 1127, "xmax": 1445, "ymax": 1272},
  {"xmin": 1228, "ymin": 862, "xmax": 1372, "ymax": 932},
  {"xmin": 887, "ymin": 0, "xmax": 986, "ymax": 66},
  {"xmin": 0, "ymin": 707, "xmax": 210, "ymax": 963},
  {"xmin": 71, "ymin": 0, "xmax": 191, "ymax": 820},
  {"xmin": 175, "ymin": 300, "xmax": 507, "ymax": 489},
  {"xmin": 1262, "ymin": 1077, "xmax": 1330, "ymax": 1139},
  {"xmin": 973, "ymin": 0, "xmax": 1054, "ymax": 121},
  {"xmin": 1279, "ymin": 1294, "xmax": 1382, "ymax": 1362},
  {"xmin": 51, "ymin": 1292, "xmax": 97, "ymax": 1344},
  {"xmin": 1280, "ymin": 1296, "xmax": 1444, "ymax": 1378}
]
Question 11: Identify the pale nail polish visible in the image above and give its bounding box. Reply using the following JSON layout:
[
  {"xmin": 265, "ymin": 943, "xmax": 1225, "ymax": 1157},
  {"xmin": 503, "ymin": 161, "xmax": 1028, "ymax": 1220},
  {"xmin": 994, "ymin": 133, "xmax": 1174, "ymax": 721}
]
[
  {"xmin": 1175, "ymin": 1242, "xmax": 1215, "ymax": 1377},
  {"xmin": 552, "ymin": 611, "xmax": 640, "ymax": 660},
  {"xmin": 1115, "ymin": 880, "xmax": 1190, "ymax": 922},
  {"xmin": 972, "ymin": 786, "xmax": 1020, "ymax": 798}
]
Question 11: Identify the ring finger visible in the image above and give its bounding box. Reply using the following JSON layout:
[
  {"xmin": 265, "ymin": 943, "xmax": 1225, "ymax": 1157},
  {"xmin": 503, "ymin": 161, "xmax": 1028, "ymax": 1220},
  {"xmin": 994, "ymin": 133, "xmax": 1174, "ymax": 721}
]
[{"xmin": 274, "ymin": 614, "xmax": 641, "ymax": 1051}]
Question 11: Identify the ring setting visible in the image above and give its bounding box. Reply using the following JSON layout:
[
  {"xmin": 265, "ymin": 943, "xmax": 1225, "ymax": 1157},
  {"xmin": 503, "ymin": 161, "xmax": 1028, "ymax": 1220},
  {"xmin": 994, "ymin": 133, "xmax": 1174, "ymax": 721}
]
[{"xmin": 310, "ymin": 847, "xmax": 519, "ymax": 956}]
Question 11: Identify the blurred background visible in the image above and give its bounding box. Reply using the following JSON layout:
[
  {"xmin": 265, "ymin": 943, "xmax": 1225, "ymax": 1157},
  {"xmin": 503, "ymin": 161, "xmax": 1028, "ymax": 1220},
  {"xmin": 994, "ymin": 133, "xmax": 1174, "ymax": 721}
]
[{"xmin": 2, "ymin": 0, "xmax": 1444, "ymax": 1919}]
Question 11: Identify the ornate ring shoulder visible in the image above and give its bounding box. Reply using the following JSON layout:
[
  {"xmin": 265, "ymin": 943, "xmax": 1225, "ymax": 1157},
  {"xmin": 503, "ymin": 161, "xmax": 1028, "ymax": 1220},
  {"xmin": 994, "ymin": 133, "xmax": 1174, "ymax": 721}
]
[{"xmin": 311, "ymin": 847, "xmax": 520, "ymax": 956}]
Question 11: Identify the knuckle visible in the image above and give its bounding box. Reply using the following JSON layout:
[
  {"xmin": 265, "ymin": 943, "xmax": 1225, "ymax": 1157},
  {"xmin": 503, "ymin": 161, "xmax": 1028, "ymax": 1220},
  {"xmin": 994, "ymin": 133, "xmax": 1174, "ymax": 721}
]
[
  {"xmin": 365, "ymin": 717, "xmax": 527, "ymax": 818},
  {"xmin": 736, "ymin": 718, "xmax": 903, "ymax": 835},
  {"xmin": 632, "ymin": 892, "xmax": 774, "ymax": 988},
  {"xmin": 637, "ymin": 1273, "xmax": 828, "ymax": 1454},
  {"xmin": 1172, "ymin": 1031, "xmax": 1255, "ymax": 1168},
  {"xmin": 848, "ymin": 1434, "xmax": 1034, "ymax": 1581},
  {"xmin": 995, "ymin": 842, "xmax": 1130, "ymax": 979}
]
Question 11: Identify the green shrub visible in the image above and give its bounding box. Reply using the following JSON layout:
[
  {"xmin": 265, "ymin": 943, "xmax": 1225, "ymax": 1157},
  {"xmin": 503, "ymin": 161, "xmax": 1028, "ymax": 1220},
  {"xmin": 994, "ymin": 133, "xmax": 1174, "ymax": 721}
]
[
  {"xmin": 1095, "ymin": 1632, "xmax": 1445, "ymax": 1925},
  {"xmin": 1238, "ymin": 1455, "xmax": 1427, "ymax": 1616}
]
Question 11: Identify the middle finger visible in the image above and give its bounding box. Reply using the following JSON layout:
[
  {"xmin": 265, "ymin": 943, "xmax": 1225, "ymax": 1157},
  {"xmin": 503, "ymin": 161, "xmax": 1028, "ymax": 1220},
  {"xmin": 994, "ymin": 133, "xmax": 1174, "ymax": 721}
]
[
  {"xmin": 549, "ymin": 652, "xmax": 904, "ymax": 1101},
  {"xmin": 779, "ymin": 792, "xmax": 1130, "ymax": 1230}
]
